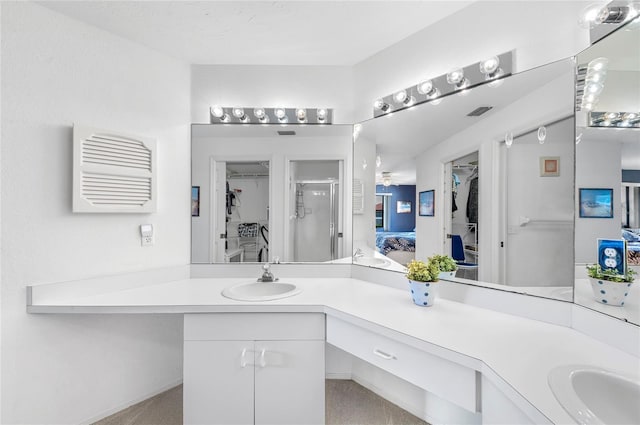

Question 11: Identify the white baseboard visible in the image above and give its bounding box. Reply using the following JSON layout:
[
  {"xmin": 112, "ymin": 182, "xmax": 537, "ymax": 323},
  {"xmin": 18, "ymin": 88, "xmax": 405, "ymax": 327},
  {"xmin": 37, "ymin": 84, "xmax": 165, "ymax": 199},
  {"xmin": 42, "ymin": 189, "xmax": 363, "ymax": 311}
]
[
  {"xmin": 325, "ymin": 372, "xmax": 352, "ymax": 380},
  {"xmin": 79, "ymin": 379, "xmax": 183, "ymax": 425}
]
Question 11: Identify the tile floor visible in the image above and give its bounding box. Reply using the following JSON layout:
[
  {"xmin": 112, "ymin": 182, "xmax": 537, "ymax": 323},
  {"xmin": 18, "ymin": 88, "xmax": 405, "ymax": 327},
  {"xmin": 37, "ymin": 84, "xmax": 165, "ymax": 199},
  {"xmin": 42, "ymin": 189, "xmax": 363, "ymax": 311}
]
[{"xmin": 93, "ymin": 379, "xmax": 429, "ymax": 425}]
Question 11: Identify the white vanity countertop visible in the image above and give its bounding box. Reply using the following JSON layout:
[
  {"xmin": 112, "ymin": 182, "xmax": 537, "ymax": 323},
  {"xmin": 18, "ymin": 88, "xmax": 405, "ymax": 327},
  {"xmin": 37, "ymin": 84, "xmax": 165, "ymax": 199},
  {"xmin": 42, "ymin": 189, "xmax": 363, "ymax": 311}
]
[{"xmin": 29, "ymin": 277, "xmax": 640, "ymax": 424}]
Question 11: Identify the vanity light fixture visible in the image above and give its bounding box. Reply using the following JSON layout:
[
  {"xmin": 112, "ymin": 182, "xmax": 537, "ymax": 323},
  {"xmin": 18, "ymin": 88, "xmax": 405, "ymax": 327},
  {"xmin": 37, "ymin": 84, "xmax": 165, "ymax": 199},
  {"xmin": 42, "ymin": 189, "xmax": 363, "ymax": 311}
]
[
  {"xmin": 373, "ymin": 51, "xmax": 513, "ymax": 118},
  {"xmin": 581, "ymin": 1, "xmax": 639, "ymax": 43},
  {"xmin": 209, "ymin": 107, "xmax": 332, "ymax": 124},
  {"xmin": 576, "ymin": 57, "xmax": 609, "ymax": 111},
  {"xmin": 590, "ymin": 111, "xmax": 640, "ymax": 127}
]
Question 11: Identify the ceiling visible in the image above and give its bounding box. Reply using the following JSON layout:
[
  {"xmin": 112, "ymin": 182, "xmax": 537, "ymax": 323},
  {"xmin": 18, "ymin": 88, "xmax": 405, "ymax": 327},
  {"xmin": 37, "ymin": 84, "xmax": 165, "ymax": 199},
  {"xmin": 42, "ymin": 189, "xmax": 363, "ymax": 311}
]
[{"xmin": 38, "ymin": 1, "xmax": 472, "ymax": 66}]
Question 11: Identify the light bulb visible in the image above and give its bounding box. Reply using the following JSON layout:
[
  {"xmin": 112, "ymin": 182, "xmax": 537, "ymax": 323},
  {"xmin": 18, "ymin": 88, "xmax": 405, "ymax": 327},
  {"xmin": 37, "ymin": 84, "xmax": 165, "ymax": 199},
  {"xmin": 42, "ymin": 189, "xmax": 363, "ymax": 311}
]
[
  {"xmin": 296, "ymin": 108, "xmax": 307, "ymax": 122},
  {"xmin": 623, "ymin": 112, "xmax": 639, "ymax": 122},
  {"xmin": 417, "ymin": 80, "xmax": 433, "ymax": 95},
  {"xmin": 374, "ymin": 99, "xmax": 391, "ymax": 112},
  {"xmin": 254, "ymin": 108, "xmax": 266, "ymax": 119},
  {"xmin": 479, "ymin": 56, "xmax": 500, "ymax": 76},
  {"xmin": 275, "ymin": 108, "xmax": 287, "ymax": 122},
  {"xmin": 578, "ymin": 4, "xmax": 609, "ymax": 28},
  {"xmin": 505, "ymin": 132, "xmax": 513, "ymax": 148},
  {"xmin": 588, "ymin": 57, "xmax": 609, "ymax": 72},
  {"xmin": 232, "ymin": 107, "xmax": 244, "ymax": 118},
  {"xmin": 605, "ymin": 112, "xmax": 619, "ymax": 120},
  {"xmin": 537, "ymin": 126, "xmax": 546, "ymax": 144},
  {"xmin": 210, "ymin": 105, "xmax": 225, "ymax": 118},
  {"xmin": 585, "ymin": 82, "xmax": 604, "ymax": 96},
  {"xmin": 317, "ymin": 108, "xmax": 328, "ymax": 121},
  {"xmin": 394, "ymin": 90, "xmax": 408, "ymax": 103},
  {"xmin": 447, "ymin": 68, "xmax": 465, "ymax": 85}
]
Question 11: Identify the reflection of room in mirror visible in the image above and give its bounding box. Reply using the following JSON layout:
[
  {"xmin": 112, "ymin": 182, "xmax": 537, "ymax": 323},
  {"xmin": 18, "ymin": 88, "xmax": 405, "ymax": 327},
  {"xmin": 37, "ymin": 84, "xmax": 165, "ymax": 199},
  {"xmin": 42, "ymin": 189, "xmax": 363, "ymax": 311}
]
[{"xmin": 574, "ymin": 15, "xmax": 640, "ymax": 325}]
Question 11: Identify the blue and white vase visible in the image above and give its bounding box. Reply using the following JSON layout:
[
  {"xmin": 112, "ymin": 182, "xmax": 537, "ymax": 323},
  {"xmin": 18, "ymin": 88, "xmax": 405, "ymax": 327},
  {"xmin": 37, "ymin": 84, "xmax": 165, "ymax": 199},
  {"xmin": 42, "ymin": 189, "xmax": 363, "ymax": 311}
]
[
  {"xmin": 407, "ymin": 279, "xmax": 438, "ymax": 307},
  {"xmin": 588, "ymin": 278, "xmax": 634, "ymax": 307},
  {"xmin": 438, "ymin": 271, "xmax": 456, "ymax": 280}
]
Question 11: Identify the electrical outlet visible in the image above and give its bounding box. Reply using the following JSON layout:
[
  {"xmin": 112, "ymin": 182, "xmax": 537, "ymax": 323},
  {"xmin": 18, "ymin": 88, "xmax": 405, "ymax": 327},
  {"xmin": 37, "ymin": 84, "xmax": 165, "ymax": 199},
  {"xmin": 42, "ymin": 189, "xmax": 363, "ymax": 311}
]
[{"xmin": 140, "ymin": 224, "xmax": 154, "ymax": 247}]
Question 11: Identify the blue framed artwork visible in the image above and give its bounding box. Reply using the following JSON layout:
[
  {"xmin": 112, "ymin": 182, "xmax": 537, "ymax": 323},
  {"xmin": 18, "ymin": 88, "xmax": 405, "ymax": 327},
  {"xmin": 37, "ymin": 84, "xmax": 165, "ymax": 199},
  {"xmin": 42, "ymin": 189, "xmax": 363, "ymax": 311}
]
[
  {"xmin": 597, "ymin": 238, "xmax": 627, "ymax": 275},
  {"xmin": 419, "ymin": 190, "xmax": 435, "ymax": 217},
  {"xmin": 579, "ymin": 188, "xmax": 613, "ymax": 218},
  {"xmin": 191, "ymin": 186, "xmax": 200, "ymax": 217}
]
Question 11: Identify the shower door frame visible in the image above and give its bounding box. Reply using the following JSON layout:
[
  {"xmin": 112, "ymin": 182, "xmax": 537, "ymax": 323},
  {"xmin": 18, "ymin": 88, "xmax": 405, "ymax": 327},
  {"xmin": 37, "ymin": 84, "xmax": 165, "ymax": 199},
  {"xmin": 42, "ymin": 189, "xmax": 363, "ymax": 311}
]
[{"xmin": 284, "ymin": 157, "xmax": 347, "ymax": 263}]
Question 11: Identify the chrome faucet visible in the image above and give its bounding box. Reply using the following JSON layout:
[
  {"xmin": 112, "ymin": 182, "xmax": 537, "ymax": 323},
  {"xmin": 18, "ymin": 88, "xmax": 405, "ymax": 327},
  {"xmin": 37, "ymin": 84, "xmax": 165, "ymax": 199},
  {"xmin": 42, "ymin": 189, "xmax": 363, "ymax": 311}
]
[
  {"xmin": 353, "ymin": 248, "xmax": 364, "ymax": 260},
  {"xmin": 258, "ymin": 263, "xmax": 277, "ymax": 282}
]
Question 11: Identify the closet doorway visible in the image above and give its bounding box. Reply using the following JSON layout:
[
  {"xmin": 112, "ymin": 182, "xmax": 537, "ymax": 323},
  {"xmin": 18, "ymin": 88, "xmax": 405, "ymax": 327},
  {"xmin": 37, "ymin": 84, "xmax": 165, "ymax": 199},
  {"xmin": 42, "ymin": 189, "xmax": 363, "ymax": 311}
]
[
  {"xmin": 444, "ymin": 152, "xmax": 479, "ymax": 280},
  {"xmin": 211, "ymin": 160, "xmax": 271, "ymax": 263}
]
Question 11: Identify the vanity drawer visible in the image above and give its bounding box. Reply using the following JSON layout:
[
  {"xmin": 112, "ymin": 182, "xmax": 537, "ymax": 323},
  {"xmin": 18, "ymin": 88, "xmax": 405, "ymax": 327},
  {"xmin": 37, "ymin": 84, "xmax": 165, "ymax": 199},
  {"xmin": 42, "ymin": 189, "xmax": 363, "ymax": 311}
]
[
  {"xmin": 326, "ymin": 316, "xmax": 478, "ymax": 412},
  {"xmin": 185, "ymin": 313, "xmax": 325, "ymax": 341}
]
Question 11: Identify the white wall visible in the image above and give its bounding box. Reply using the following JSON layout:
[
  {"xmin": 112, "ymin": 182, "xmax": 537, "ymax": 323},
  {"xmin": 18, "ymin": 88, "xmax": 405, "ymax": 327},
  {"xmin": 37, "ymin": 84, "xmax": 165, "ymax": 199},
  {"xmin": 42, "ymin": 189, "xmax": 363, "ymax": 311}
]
[
  {"xmin": 575, "ymin": 136, "xmax": 622, "ymax": 263},
  {"xmin": 191, "ymin": 65, "xmax": 355, "ymax": 124},
  {"xmin": 352, "ymin": 1, "xmax": 589, "ymax": 122},
  {"xmin": 1, "ymin": 3, "xmax": 190, "ymax": 424}
]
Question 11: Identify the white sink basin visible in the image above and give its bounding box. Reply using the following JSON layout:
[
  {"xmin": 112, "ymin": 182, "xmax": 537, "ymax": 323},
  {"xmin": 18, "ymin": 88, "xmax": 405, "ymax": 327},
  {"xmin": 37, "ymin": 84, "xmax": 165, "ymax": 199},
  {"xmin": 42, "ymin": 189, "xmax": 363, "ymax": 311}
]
[
  {"xmin": 221, "ymin": 281, "xmax": 301, "ymax": 302},
  {"xmin": 355, "ymin": 256, "xmax": 390, "ymax": 267},
  {"xmin": 548, "ymin": 365, "xmax": 640, "ymax": 425}
]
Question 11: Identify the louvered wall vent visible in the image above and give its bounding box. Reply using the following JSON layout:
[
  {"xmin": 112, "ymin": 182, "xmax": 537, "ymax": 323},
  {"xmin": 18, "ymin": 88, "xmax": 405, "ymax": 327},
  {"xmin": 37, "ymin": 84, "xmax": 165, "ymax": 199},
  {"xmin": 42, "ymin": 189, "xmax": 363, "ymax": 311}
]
[
  {"xmin": 353, "ymin": 178, "xmax": 364, "ymax": 215},
  {"xmin": 73, "ymin": 125, "xmax": 157, "ymax": 213}
]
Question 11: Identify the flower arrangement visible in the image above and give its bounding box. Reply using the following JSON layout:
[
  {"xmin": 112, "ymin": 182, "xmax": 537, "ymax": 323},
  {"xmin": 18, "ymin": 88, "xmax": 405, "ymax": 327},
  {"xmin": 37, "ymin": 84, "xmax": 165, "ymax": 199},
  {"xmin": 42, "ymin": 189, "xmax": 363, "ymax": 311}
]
[
  {"xmin": 429, "ymin": 254, "xmax": 458, "ymax": 273},
  {"xmin": 586, "ymin": 264, "xmax": 635, "ymax": 283},
  {"xmin": 406, "ymin": 259, "xmax": 440, "ymax": 282}
]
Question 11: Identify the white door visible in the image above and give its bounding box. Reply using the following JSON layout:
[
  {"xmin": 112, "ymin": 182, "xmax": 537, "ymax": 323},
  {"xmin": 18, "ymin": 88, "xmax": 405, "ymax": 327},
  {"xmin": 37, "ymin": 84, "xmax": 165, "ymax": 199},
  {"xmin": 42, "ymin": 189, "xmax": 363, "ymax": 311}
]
[
  {"xmin": 254, "ymin": 340, "xmax": 325, "ymax": 425},
  {"xmin": 184, "ymin": 340, "xmax": 254, "ymax": 425}
]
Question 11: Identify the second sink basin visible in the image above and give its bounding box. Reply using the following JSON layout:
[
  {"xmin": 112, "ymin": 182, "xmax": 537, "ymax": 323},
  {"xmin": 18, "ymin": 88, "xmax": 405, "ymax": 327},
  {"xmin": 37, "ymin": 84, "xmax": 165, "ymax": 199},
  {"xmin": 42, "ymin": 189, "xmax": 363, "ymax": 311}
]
[
  {"xmin": 548, "ymin": 365, "xmax": 640, "ymax": 425},
  {"xmin": 221, "ymin": 281, "xmax": 302, "ymax": 302}
]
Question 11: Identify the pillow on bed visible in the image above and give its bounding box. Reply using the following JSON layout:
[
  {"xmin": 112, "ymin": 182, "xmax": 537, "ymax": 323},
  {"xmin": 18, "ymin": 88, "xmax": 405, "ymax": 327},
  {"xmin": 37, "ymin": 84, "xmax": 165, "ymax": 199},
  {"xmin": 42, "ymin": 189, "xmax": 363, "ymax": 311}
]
[{"xmin": 622, "ymin": 229, "xmax": 640, "ymax": 242}]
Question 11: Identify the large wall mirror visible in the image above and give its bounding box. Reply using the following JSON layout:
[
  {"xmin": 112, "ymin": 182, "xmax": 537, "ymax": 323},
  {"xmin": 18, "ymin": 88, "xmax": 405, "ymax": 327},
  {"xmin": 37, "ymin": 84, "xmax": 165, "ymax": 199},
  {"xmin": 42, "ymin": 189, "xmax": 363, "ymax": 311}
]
[
  {"xmin": 353, "ymin": 57, "xmax": 576, "ymax": 301},
  {"xmin": 574, "ymin": 17, "xmax": 640, "ymax": 326},
  {"xmin": 191, "ymin": 124, "xmax": 353, "ymax": 264}
]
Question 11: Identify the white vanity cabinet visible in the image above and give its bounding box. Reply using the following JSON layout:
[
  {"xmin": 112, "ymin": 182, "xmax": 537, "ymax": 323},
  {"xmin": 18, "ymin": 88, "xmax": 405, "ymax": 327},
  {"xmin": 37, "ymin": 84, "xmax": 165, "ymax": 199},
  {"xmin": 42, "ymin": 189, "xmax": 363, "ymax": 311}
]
[{"xmin": 184, "ymin": 313, "xmax": 325, "ymax": 425}]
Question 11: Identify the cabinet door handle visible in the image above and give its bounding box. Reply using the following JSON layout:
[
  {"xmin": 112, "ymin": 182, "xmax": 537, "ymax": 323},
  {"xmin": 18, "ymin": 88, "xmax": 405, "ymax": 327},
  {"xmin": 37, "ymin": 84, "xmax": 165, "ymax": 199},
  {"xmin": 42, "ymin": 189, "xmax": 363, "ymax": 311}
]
[
  {"xmin": 240, "ymin": 348, "xmax": 249, "ymax": 368},
  {"xmin": 258, "ymin": 348, "xmax": 266, "ymax": 368},
  {"xmin": 373, "ymin": 348, "xmax": 396, "ymax": 360}
]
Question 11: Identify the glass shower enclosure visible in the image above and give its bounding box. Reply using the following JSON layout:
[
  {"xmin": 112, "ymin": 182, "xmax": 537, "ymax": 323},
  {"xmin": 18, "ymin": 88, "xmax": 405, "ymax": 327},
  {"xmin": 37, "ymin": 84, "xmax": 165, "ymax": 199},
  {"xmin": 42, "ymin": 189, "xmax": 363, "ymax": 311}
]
[{"xmin": 288, "ymin": 160, "xmax": 343, "ymax": 262}]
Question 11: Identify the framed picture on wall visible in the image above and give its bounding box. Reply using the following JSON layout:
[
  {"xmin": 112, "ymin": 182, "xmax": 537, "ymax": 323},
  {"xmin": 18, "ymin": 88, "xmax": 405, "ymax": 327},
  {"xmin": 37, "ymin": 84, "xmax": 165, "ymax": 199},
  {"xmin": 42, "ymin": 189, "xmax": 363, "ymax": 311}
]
[
  {"xmin": 579, "ymin": 188, "xmax": 613, "ymax": 218},
  {"xmin": 191, "ymin": 186, "xmax": 200, "ymax": 217},
  {"xmin": 397, "ymin": 200, "xmax": 412, "ymax": 214},
  {"xmin": 419, "ymin": 190, "xmax": 435, "ymax": 217},
  {"xmin": 540, "ymin": 156, "xmax": 560, "ymax": 177}
]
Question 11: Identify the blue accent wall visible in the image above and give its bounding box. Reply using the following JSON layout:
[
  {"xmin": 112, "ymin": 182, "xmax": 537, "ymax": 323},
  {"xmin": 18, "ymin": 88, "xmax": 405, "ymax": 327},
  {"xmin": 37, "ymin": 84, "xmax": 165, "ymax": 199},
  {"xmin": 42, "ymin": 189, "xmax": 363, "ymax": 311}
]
[
  {"xmin": 623, "ymin": 170, "xmax": 640, "ymax": 183},
  {"xmin": 376, "ymin": 185, "xmax": 416, "ymax": 232}
]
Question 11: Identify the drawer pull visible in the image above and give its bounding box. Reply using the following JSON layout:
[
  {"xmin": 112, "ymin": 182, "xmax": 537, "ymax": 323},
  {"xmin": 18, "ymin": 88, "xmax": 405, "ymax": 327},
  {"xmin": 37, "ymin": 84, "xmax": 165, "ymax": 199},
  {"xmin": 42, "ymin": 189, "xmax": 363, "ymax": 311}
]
[{"xmin": 373, "ymin": 348, "xmax": 396, "ymax": 360}]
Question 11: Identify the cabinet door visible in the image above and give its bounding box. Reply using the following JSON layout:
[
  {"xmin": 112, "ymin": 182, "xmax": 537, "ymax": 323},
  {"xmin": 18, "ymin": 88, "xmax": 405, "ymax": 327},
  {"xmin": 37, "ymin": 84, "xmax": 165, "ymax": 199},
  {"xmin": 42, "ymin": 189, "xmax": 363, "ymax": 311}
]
[
  {"xmin": 184, "ymin": 340, "xmax": 255, "ymax": 425},
  {"xmin": 254, "ymin": 340, "xmax": 325, "ymax": 425}
]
